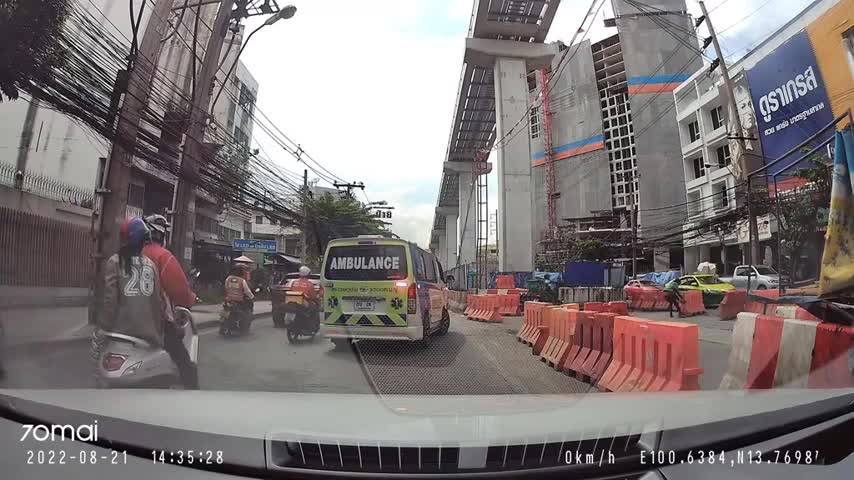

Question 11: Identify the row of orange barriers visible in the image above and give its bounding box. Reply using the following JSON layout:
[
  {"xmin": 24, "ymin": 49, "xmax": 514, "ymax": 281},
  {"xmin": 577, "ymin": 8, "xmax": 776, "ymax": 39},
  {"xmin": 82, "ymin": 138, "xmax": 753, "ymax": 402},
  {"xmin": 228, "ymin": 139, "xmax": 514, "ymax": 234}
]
[
  {"xmin": 631, "ymin": 290, "xmax": 704, "ymax": 317},
  {"xmin": 495, "ymin": 275, "xmax": 516, "ymax": 289},
  {"xmin": 717, "ymin": 289, "xmax": 818, "ymax": 321},
  {"xmin": 464, "ymin": 295, "xmax": 503, "ymax": 322},
  {"xmin": 517, "ymin": 302, "xmax": 703, "ymax": 392}
]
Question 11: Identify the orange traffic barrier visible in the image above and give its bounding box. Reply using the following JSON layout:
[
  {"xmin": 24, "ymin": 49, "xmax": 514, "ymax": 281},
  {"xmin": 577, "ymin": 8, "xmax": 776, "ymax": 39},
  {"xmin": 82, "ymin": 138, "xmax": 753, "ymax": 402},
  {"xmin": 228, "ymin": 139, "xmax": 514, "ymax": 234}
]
[
  {"xmin": 808, "ymin": 322, "xmax": 854, "ymax": 388},
  {"xmin": 507, "ymin": 288, "xmax": 526, "ymax": 295},
  {"xmin": 463, "ymin": 295, "xmax": 477, "ymax": 317},
  {"xmin": 538, "ymin": 307, "xmax": 562, "ymax": 360},
  {"xmin": 468, "ymin": 295, "xmax": 503, "ymax": 322},
  {"xmin": 498, "ymin": 294, "xmax": 522, "ymax": 316},
  {"xmin": 561, "ymin": 303, "xmax": 580, "ymax": 310},
  {"xmin": 518, "ymin": 302, "xmax": 548, "ymax": 345},
  {"xmin": 718, "ymin": 290, "xmax": 747, "ymax": 320},
  {"xmin": 606, "ymin": 301, "xmax": 628, "ymax": 315},
  {"xmin": 633, "ymin": 290, "xmax": 668, "ymax": 311},
  {"xmin": 584, "ymin": 302, "xmax": 605, "ymax": 312},
  {"xmin": 486, "ymin": 289, "xmax": 498, "ymax": 294},
  {"xmin": 680, "ymin": 290, "xmax": 705, "ymax": 317},
  {"xmin": 496, "ymin": 275, "xmax": 516, "ymax": 289},
  {"xmin": 652, "ymin": 291, "xmax": 671, "ymax": 310},
  {"xmin": 744, "ymin": 290, "xmax": 783, "ymax": 315},
  {"xmin": 558, "ymin": 309, "xmax": 585, "ymax": 374},
  {"xmin": 567, "ymin": 312, "xmax": 596, "ymax": 379},
  {"xmin": 598, "ymin": 317, "xmax": 702, "ymax": 392},
  {"xmin": 540, "ymin": 308, "xmax": 576, "ymax": 369},
  {"xmin": 581, "ymin": 312, "xmax": 616, "ymax": 384},
  {"xmin": 774, "ymin": 305, "xmax": 821, "ymax": 322}
]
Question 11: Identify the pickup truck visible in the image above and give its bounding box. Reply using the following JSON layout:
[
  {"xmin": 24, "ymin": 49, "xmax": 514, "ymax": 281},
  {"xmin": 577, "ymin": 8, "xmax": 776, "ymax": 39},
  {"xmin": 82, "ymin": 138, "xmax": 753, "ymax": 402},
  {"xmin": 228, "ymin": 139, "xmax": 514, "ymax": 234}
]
[{"xmin": 719, "ymin": 265, "xmax": 787, "ymax": 290}]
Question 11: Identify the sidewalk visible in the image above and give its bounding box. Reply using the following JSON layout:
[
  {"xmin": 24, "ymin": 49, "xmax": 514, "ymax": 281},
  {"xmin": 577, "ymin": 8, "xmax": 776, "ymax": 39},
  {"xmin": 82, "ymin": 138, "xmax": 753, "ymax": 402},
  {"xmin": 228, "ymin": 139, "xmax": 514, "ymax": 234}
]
[{"xmin": 1, "ymin": 301, "xmax": 273, "ymax": 353}]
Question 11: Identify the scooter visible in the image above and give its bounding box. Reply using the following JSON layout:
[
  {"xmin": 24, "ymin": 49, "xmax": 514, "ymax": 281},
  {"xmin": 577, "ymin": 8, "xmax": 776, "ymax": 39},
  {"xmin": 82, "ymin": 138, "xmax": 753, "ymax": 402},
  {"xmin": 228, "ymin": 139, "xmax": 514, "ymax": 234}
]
[
  {"xmin": 219, "ymin": 300, "xmax": 253, "ymax": 336},
  {"xmin": 93, "ymin": 306, "xmax": 198, "ymax": 389},
  {"xmin": 282, "ymin": 291, "xmax": 320, "ymax": 343}
]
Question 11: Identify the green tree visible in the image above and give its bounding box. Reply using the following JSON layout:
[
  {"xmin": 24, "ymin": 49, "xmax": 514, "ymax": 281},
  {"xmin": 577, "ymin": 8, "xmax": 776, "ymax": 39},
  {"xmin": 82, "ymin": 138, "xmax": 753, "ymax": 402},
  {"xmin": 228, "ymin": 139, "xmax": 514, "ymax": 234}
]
[
  {"xmin": 774, "ymin": 157, "xmax": 832, "ymax": 281},
  {"xmin": 303, "ymin": 193, "xmax": 387, "ymax": 268},
  {"xmin": 0, "ymin": 0, "xmax": 70, "ymax": 101}
]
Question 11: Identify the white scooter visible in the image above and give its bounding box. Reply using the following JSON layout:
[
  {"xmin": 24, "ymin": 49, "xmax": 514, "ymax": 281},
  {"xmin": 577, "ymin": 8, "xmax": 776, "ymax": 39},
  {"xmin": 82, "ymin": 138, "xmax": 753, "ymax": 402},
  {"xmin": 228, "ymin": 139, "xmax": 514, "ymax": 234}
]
[{"xmin": 93, "ymin": 306, "xmax": 198, "ymax": 389}]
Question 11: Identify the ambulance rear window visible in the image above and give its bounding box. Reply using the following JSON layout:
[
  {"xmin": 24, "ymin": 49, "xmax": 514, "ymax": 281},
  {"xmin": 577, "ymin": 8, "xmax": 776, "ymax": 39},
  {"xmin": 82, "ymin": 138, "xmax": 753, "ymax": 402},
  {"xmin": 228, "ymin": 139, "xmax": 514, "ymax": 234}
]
[{"xmin": 324, "ymin": 245, "xmax": 408, "ymax": 281}]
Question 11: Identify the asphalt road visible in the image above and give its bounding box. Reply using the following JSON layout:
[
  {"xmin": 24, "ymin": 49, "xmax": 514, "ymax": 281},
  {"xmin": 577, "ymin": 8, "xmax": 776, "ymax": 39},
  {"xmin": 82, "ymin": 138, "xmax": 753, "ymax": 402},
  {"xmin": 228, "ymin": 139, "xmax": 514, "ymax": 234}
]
[{"xmin": 0, "ymin": 312, "xmax": 729, "ymax": 392}]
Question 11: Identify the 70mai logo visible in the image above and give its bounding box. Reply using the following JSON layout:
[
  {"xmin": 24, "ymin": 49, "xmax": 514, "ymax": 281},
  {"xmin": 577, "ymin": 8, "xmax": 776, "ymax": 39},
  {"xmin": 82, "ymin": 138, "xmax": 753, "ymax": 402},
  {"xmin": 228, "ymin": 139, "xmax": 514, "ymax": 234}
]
[{"xmin": 20, "ymin": 421, "xmax": 99, "ymax": 442}]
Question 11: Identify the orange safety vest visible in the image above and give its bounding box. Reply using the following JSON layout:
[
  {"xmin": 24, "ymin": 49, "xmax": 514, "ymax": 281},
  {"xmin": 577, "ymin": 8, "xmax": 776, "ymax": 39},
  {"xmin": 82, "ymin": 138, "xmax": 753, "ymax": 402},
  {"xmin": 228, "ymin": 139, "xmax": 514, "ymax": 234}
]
[{"xmin": 224, "ymin": 275, "xmax": 246, "ymax": 302}]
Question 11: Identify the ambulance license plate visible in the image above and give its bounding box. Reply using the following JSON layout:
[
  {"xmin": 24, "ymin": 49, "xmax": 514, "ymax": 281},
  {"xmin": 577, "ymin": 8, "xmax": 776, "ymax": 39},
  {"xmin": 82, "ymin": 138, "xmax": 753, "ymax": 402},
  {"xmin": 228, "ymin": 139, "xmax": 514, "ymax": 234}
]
[{"xmin": 354, "ymin": 300, "xmax": 374, "ymax": 311}]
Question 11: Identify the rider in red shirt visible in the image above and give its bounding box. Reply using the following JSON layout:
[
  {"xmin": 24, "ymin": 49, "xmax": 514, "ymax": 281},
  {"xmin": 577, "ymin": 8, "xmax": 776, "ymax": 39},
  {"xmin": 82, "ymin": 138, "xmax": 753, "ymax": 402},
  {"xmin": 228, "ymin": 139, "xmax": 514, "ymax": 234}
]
[{"xmin": 290, "ymin": 266, "xmax": 318, "ymax": 307}]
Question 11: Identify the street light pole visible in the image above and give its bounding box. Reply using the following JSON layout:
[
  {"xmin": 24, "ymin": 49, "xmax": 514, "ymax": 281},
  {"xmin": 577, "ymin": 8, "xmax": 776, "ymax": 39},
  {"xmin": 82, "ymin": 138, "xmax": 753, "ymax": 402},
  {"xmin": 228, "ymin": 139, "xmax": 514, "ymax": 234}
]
[{"xmin": 209, "ymin": 5, "xmax": 297, "ymax": 114}]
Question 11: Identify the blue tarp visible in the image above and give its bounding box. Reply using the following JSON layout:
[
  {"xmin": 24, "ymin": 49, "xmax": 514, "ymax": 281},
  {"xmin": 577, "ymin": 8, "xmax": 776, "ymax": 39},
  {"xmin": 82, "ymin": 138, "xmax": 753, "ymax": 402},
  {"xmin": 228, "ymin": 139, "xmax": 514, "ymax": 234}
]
[
  {"xmin": 636, "ymin": 270, "xmax": 681, "ymax": 286},
  {"xmin": 531, "ymin": 271, "xmax": 562, "ymax": 289}
]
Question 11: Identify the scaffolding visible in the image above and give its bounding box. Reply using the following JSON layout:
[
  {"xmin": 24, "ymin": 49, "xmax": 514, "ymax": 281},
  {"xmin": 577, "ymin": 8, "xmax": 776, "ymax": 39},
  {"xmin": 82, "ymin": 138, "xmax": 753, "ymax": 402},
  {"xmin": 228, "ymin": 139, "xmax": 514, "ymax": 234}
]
[{"xmin": 474, "ymin": 151, "xmax": 489, "ymax": 290}]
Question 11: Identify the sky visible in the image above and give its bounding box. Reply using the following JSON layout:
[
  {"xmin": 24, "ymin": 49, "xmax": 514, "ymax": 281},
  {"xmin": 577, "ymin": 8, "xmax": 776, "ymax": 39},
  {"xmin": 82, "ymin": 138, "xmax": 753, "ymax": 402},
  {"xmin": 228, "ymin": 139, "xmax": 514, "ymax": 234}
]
[{"xmin": 240, "ymin": 0, "xmax": 816, "ymax": 248}]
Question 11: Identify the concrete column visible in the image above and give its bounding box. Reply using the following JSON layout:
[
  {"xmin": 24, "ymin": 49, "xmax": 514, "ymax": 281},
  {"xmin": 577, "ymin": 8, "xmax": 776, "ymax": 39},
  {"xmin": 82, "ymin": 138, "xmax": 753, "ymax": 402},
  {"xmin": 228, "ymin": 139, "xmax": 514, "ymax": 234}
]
[
  {"xmin": 445, "ymin": 212, "xmax": 458, "ymax": 268},
  {"xmin": 437, "ymin": 234, "xmax": 448, "ymax": 270},
  {"xmin": 458, "ymin": 171, "xmax": 476, "ymax": 265},
  {"xmin": 494, "ymin": 57, "xmax": 534, "ymax": 272}
]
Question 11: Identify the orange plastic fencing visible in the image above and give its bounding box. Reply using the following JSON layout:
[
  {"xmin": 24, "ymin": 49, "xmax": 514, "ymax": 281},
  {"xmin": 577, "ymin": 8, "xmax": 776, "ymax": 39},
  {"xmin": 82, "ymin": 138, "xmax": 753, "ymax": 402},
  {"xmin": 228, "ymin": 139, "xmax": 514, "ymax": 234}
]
[
  {"xmin": 606, "ymin": 301, "xmax": 629, "ymax": 315},
  {"xmin": 633, "ymin": 290, "xmax": 669, "ymax": 311},
  {"xmin": 567, "ymin": 312, "xmax": 596, "ymax": 378},
  {"xmin": 718, "ymin": 290, "xmax": 747, "ymax": 320},
  {"xmin": 468, "ymin": 295, "xmax": 503, "ymax": 322},
  {"xmin": 496, "ymin": 275, "xmax": 516, "ymax": 289},
  {"xmin": 463, "ymin": 295, "xmax": 477, "ymax": 317},
  {"xmin": 745, "ymin": 290, "xmax": 782, "ymax": 315},
  {"xmin": 561, "ymin": 303, "xmax": 581, "ymax": 310},
  {"xmin": 487, "ymin": 289, "xmax": 498, "ymax": 294},
  {"xmin": 680, "ymin": 291, "xmax": 705, "ymax": 317},
  {"xmin": 597, "ymin": 317, "xmax": 702, "ymax": 392}
]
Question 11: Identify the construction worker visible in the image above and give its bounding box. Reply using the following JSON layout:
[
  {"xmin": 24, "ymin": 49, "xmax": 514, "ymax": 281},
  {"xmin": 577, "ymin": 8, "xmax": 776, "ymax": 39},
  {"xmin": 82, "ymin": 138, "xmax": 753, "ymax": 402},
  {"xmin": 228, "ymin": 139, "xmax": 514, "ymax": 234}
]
[
  {"xmin": 143, "ymin": 214, "xmax": 198, "ymax": 389},
  {"xmin": 663, "ymin": 277, "xmax": 684, "ymax": 318}
]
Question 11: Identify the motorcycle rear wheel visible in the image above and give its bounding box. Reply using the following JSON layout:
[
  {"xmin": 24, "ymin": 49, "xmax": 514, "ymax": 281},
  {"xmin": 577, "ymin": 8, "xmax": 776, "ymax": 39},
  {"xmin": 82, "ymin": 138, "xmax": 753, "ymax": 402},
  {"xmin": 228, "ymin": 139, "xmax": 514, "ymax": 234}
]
[{"xmin": 286, "ymin": 328, "xmax": 299, "ymax": 344}]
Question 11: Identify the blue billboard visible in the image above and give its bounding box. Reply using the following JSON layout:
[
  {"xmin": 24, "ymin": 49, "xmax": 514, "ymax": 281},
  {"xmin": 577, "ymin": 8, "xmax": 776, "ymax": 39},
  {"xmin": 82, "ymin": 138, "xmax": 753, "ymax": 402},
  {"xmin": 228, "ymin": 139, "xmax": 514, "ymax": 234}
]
[
  {"xmin": 745, "ymin": 30, "xmax": 834, "ymax": 175},
  {"xmin": 232, "ymin": 238, "xmax": 277, "ymax": 253}
]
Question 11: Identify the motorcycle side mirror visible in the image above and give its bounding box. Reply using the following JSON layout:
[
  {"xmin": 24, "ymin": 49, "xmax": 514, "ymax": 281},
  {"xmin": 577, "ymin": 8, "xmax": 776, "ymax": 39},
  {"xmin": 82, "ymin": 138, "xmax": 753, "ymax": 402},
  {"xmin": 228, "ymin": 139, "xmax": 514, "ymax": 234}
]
[{"xmin": 174, "ymin": 306, "xmax": 192, "ymax": 327}]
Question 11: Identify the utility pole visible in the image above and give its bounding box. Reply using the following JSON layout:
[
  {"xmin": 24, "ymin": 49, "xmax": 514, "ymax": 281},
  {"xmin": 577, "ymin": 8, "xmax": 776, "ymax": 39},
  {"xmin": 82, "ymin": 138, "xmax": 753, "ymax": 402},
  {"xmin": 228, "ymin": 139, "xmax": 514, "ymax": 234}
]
[
  {"xmin": 301, "ymin": 168, "xmax": 308, "ymax": 262},
  {"xmin": 333, "ymin": 181, "xmax": 365, "ymax": 199},
  {"xmin": 631, "ymin": 203, "xmax": 638, "ymax": 280},
  {"xmin": 170, "ymin": 0, "xmax": 237, "ymax": 270},
  {"xmin": 91, "ymin": 0, "xmax": 175, "ymax": 324},
  {"xmin": 698, "ymin": 0, "xmax": 760, "ymax": 265}
]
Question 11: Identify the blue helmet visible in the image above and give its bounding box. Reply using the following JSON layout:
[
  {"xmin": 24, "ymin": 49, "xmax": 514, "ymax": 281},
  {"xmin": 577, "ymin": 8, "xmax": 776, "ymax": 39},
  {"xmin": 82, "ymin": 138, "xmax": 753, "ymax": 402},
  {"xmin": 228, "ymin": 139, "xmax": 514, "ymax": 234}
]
[{"xmin": 120, "ymin": 216, "xmax": 151, "ymax": 250}]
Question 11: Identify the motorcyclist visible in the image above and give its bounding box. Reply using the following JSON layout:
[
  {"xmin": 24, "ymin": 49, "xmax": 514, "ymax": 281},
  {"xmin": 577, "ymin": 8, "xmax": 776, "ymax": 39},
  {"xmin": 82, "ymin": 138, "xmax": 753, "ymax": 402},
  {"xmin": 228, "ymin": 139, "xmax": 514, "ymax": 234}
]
[
  {"xmin": 100, "ymin": 217, "xmax": 165, "ymax": 347},
  {"xmin": 290, "ymin": 266, "xmax": 319, "ymax": 308},
  {"xmin": 143, "ymin": 214, "xmax": 198, "ymax": 389},
  {"xmin": 224, "ymin": 264, "xmax": 255, "ymax": 318}
]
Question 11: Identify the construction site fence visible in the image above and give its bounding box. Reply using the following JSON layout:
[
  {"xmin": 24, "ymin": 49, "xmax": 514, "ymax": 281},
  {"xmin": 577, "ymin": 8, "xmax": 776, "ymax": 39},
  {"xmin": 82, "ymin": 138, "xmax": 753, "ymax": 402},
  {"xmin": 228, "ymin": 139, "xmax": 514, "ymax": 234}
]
[
  {"xmin": 558, "ymin": 286, "xmax": 626, "ymax": 304},
  {"xmin": 0, "ymin": 206, "xmax": 92, "ymax": 288},
  {"xmin": 0, "ymin": 161, "xmax": 96, "ymax": 208}
]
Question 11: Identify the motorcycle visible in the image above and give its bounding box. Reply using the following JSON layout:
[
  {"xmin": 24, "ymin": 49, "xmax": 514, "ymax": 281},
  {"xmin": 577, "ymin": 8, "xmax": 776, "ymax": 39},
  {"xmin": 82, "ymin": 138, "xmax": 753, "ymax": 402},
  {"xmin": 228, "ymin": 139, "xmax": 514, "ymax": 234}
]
[
  {"xmin": 219, "ymin": 300, "xmax": 253, "ymax": 337},
  {"xmin": 282, "ymin": 291, "xmax": 320, "ymax": 343},
  {"xmin": 93, "ymin": 306, "xmax": 198, "ymax": 389}
]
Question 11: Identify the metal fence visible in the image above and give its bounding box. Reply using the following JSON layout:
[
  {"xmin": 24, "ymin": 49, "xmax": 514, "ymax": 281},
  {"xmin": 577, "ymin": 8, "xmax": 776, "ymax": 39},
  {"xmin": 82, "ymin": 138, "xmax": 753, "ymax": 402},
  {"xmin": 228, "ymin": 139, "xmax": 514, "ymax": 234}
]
[
  {"xmin": 0, "ymin": 207, "xmax": 92, "ymax": 287},
  {"xmin": 0, "ymin": 162, "xmax": 96, "ymax": 208}
]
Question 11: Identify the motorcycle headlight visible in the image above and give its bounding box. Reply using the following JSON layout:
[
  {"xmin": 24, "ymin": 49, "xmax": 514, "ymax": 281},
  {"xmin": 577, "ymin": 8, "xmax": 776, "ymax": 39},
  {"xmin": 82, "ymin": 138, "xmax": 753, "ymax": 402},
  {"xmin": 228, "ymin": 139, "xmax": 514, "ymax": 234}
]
[{"xmin": 122, "ymin": 361, "xmax": 142, "ymax": 377}]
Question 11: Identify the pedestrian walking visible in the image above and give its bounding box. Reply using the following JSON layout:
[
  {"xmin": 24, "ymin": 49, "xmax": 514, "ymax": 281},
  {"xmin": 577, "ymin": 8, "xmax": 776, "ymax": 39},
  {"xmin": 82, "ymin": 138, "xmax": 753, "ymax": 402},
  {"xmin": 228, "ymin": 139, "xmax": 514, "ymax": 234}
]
[{"xmin": 663, "ymin": 278, "xmax": 684, "ymax": 318}]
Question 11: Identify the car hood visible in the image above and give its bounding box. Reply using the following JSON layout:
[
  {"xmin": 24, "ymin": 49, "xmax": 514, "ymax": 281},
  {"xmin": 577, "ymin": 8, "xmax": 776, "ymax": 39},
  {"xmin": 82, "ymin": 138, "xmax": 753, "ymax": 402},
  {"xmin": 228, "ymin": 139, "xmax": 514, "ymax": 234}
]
[{"xmin": 2, "ymin": 388, "xmax": 853, "ymax": 445}]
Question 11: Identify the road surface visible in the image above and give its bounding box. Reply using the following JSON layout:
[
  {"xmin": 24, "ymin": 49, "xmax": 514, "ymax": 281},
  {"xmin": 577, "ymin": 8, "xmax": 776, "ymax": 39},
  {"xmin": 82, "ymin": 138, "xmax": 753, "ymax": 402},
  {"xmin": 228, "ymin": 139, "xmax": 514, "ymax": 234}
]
[{"xmin": 0, "ymin": 312, "xmax": 729, "ymax": 392}]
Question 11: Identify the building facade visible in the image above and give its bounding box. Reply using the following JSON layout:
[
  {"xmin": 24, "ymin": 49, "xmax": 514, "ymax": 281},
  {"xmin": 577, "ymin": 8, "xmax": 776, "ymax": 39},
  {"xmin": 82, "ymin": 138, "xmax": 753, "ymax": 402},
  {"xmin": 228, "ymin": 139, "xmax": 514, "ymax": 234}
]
[{"xmin": 675, "ymin": 0, "xmax": 854, "ymax": 276}]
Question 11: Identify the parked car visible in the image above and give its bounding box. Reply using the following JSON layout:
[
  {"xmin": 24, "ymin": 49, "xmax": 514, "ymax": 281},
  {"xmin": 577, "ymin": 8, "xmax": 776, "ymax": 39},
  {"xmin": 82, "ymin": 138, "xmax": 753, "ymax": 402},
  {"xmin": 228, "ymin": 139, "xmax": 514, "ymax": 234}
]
[
  {"xmin": 665, "ymin": 274, "xmax": 735, "ymax": 307},
  {"xmin": 623, "ymin": 279, "xmax": 660, "ymax": 302},
  {"xmin": 272, "ymin": 273, "xmax": 321, "ymax": 328},
  {"xmin": 719, "ymin": 265, "xmax": 788, "ymax": 290}
]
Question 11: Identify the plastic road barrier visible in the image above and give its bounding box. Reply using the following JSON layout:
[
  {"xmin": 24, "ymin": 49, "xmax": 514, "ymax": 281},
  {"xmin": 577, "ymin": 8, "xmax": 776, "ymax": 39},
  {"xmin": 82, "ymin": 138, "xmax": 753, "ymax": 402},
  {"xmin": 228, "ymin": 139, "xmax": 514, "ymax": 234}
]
[
  {"xmin": 718, "ymin": 290, "xmax": 747, "ymax": 320},
  {"xmin": 584, "ymin": 302, "xmax": 605, "ymax": 312},
  {"xmin": 598, "ymin": 316, "xmax": 702, "ymax": 392},
  {"xmin": 496, "ymin": 275, "xmax": 516, "ymax": 289},
  {"xmin": 567, "ymin": 312, "xmax": 596, "ymax": 379},
  {"xmin": 498, "ymin": 294, "xmax": 522, "ymax": 316},
  {"xmin": 467, "ymin": 295, "xmax": 503, "ymax": 322},
  {"xmin": 577, "ymin": 312, "xmax": 616, "ymax": 383},
  {"xmin": 720, "ymin": 312, "xmax": 854, "ymax": 389},
  {"xmin": 540, "ymin": 308, "xmax": 576, "ymax": 369},
  {"xmin": 558, "ymin": 309, "xmax": 586, "ymax": 374},
  {"xmin": 774, "ymin": 305, "xmax": 821, "ymax": 322},
  {"xmin": 606, "ymin": 301, "xmax": 629, "ymax": 315},
  {"xmin": 518, "ymin": 302, "xmax": 548, "ymax": 345},
  {"xmin": 561, "ymin": 303, "xmax": 581, "ymax": 310},
  {"xmin": 680, "ymin": 291, "xmax": 705, "ymax": 317}
]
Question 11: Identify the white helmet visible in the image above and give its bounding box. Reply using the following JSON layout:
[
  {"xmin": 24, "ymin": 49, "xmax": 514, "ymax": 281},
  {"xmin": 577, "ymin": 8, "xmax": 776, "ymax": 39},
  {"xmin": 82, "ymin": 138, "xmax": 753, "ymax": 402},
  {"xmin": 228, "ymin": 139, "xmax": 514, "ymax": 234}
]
[{"xmin": 298, "ymin": 266, "xmax": 311, "ymax": 277}]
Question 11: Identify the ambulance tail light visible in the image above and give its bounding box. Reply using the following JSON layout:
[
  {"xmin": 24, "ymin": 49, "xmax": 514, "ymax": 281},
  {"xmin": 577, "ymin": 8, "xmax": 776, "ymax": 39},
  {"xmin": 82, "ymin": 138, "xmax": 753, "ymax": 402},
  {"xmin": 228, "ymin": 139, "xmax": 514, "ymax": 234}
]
[{"xmin": 407, "ymin": 283, "xmax": 417, "ymax": 314}]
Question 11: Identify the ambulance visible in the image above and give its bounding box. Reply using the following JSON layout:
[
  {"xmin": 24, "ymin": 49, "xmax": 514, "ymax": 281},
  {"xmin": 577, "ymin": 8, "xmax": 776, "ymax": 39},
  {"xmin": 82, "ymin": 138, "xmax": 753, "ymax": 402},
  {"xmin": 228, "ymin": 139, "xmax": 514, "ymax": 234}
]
[{"xmin": 319, "ymin": 235, "xmax": 451, "ymax": 348}]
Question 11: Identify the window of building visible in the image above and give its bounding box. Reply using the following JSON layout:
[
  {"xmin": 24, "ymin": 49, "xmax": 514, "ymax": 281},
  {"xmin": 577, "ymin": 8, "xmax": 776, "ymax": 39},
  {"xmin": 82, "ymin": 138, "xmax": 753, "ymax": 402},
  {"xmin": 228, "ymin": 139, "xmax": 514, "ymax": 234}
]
[
  {"xmin": 255, "ymin": 216, "xmax": 263, "ymax": 224},
  {"xmin": 234, "ymin": 127, "xmax": 250, "ymax": 150},
  {"xmin": 687, "ymin": 191, "xmax": 701, "ymax": 217},
  {"xmin": 692, "ymin": 156, "xmax": 705, "ymax": 179},
  {"xmin": 527, "ymin": 72, "xmax": 537, "ymax": 93},
  {"xmin": 716, "ymin": 144, "xmax": 731, "ymax": 167},
  {"xmin": 530, "ymin": 108, "xmax": 540, "ymax": 139},
  {"xmin": 127, "ymin": 183, "xmax": 145, "ymax": 207},
  {"xmin": 710, "ymin": 105, "xmax": 725, "ymax": 130},
  {"xmin": 688, "ymin": 120, "xmax": 700, "ymax": 142},
  {"xmin": 226, "ymin": 100, "xmax": 236, "ymax": 132},
  {"xmin": 713, "ymin": 182, "xmax": 729, "ymax": 210}
]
